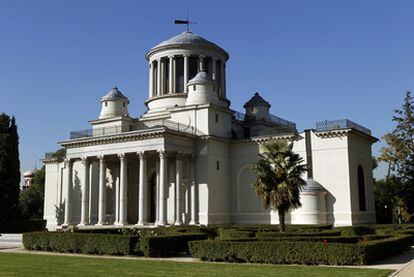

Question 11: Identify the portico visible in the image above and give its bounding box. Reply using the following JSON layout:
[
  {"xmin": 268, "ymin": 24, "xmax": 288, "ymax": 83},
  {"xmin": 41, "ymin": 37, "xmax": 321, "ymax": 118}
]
[{"xmin": 62, "ymin": 148, "xmax": 198, "ymax": 227}]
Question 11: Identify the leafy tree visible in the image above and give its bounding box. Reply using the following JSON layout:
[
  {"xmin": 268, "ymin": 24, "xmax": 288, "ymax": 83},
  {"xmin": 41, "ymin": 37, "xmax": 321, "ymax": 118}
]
[
  {"xmin": 0, "ymin": 113, "xmax": 20, "ymax": 223},
  {"xmin": 379, "ymin": 91, "xmax": 414, "ymax": 216},
  {"xmin": 251, "ymin": 140, "xmax": 307, "ymax": 232},
  {"xmin": 19, "ymin": 167, "xmax": 45, "ymax": 220}
]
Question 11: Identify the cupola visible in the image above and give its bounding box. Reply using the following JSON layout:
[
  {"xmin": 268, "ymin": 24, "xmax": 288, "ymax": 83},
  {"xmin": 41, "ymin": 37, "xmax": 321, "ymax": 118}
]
[
  {"xmin": 145, "ymin": 31, "xmax": 230, "ymax": 112},
  {"xmin": 99, "ymin": 86, "xmax": 129, "ymax": 119},
  {"xmin": 243, "ymin": 92, "xmax": 271, "ymax": 120},
  {"xmin": 186, "ymin": 70, "xmax": 220, "ymax": 106}
]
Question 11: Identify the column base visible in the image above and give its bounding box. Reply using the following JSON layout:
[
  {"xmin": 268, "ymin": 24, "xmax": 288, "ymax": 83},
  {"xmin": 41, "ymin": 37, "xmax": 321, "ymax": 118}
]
[
  {"xmin": 95, "ymin": 222, "xmax": 105, "ymax": 226},
  {"xmin": 174, "ymin": 221, "xmax": 183, "ymax": 226},
  {"xmin": 77, "ymin": 222, "xmax": 91, "ymax": 227},
  {"xmin": 135, "ymin": 222, "xmax": 147, "ymax": 226},
  {"xmin": 115, "ymin": 222, "xmax": 127, "ymax": 226}
]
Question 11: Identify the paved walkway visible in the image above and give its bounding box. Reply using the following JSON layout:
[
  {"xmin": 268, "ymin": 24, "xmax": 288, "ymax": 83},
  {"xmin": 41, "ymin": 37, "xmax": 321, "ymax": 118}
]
[{"xmin": 2, "ymin": 233, "xmax": 414, "ymax": 275}]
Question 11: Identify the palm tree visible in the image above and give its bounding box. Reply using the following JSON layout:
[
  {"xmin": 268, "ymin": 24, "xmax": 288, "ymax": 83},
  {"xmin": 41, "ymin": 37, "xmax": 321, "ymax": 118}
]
[{"xmin": 251, "ymin": 140, "xmax": 307, "ymax": 232}]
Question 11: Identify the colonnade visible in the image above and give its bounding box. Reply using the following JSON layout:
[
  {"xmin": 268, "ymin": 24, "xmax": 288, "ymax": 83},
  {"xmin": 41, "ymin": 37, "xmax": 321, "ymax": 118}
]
[
  {"xmin": 148, "ymin": 55, "xmax": 226, "ymax": 98},
  {"xmin": 62, "ymin": 151, "xmax": 198, "ymax": 227}
]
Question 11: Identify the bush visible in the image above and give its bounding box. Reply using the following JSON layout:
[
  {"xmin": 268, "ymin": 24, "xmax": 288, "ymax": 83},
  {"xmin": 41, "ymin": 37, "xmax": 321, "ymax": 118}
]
[
  {"xmin": 189, "ymin": 240, "xmax": 361, "ymax": 265},
  {"xmin": 140, "ymin": 233, "xmax": 208, "ymax": 257},
  {"xmin": 218, "ymin": 228, "xmax": 256, "ymax": 240},
  {"xmin": 256, "ymin": 230, "xmax": 341, "ymax": 239},
  {"xmin": 359, "ymin": 235, "xmax": 411, "ymax": 264},
  {"xmin": 337, "ymin": 226, "xmax": 376, "ymax": 236},
  {"xmin": 23, "ymin": 232, "xmax": 139, "ymax": 256},
  {"xmin": 189, "ymin": 234, "xmax": 412, "ymax": 265},
  {"xmin": 0, "ymin": 220, "xmax": 46, "ymax": 233}
]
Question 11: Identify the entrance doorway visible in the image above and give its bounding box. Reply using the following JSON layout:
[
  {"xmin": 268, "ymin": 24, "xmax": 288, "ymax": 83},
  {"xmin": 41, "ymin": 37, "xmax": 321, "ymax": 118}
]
[{"xmin": 148, "ymin": 173, "xmax": 157, "ymax": 223}]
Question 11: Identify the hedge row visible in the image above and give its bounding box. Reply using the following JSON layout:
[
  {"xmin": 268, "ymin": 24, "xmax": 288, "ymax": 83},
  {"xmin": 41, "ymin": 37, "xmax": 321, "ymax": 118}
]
[
  {"xmin": 0, "ymin": 220, "xmax": 46, "ymax": 233},
  {"xmin": 23, "ymin": 232, "xmax": 138, "ymax": 255},
  {"xmin": 189, "ymin": 240, "xmax": 361, "ymax": 265},
  {"xmin": 256, "ymin": 230, "xmax": 341, "ymax": 240},
  {"xmin": 140, "ymin": 233, "xmax": 208, "ymax": 257},
  {"xmin": 23, "ymin": 232, "xmax": 208, "ymax": 257},
  {"xmin": 189, "ymin": 235, "xmax": 412, "ymax": 265}
]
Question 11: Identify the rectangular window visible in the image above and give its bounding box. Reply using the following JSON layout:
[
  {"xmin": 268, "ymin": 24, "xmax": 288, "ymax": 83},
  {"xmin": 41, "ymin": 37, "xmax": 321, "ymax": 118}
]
[
  {"xmin": 175, "ymin": 56, "xmax": 184, "ymax": 92},
  {"xmin": 215, "ymin": 113, "xmax": 219, "ymax": 122},
  {"xmin": 216, "ymin": 161, "xmax": 220, "ymax": 171}
]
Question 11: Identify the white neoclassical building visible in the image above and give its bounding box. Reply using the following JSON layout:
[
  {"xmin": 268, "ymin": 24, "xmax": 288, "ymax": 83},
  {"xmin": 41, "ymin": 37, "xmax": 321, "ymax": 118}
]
[{"xmin": 43, "ymin": 31, "xmax": 377, "ymax": 230}]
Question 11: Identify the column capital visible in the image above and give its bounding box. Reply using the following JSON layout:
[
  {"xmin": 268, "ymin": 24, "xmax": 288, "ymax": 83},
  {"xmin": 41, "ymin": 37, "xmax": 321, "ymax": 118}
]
[
  {"xmin": 80, "ymin": 156, "xmax": 89, "ymax": 164},
  {"xmin": 183, "ymin": 54, "xmax": 190, "ymax": 58},
  {"xmin": 198, "ymin": 55, "xmax": 205, "ymax": 59},
  {"xmin": 158, "ymin": 150, "xmax": 167, "ymax": 158},
  {"xmin": 64, "ymin": 158, "xmax": 72, "ymax": 166},
  {"xmin": 137, "ymin": 151, "xmax": 146, "ymax": 159},
  {"xmin": 118, "ymin": 153, "xmax": 126, "ymax": 161},
  {"xmin": 97, "ymin": 155, "xmax": 105, "ymax": 163},
  {"xmin": 168, "ymin": 55, "xmax": 174, "ymax": 59}
]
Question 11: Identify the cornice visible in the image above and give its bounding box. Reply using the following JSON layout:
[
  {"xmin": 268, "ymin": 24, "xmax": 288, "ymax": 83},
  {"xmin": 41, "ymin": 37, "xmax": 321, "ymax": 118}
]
[
  {"xmin": 232, "ymin": 133, "xmax": 296, "ymax": 144},
  {"xmin": 314, "ymin": 128, "xmax": 378, "ymax": 144}
]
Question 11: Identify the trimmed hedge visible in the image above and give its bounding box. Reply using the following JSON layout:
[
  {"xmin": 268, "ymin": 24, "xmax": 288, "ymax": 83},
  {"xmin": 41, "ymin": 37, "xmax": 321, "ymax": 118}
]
[
  {"xmin": 218, "ymin": 229, "xmax": 256, "ymax": 240},
  {"xmin": 189, "ymin": 234, "xmax": 412, "ymax": 265},
  {"xmin": 337, "ymin": 226, "xmax": 376, "ymax": 236},
  {"xmin": 23, "ymin": 232, "xmax": 139, "ymax": 255},
  {"xmin": 256, "ymin": 230, "xmax": 341, "ymax": 239},
  {"xmin": 0, "ymin": 220, "xmax": 46, "ymax": 233},
  {"xmin": 189, "ymin": 240, "xmax": 361, "ymax": 265},
  {"xmin": 140, "ymin": 233, "xmax": 208, "ymax": 257}
]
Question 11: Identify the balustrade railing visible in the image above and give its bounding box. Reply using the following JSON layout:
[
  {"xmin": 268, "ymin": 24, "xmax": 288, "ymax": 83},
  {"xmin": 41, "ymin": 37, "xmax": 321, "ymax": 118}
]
[
  {"xmin": 315, "ymin": 119, "xmax": 371, "ymax": 135},
  {"xmin": 232, "ymin": 111, "xmax": 296, "ymax": 130},
  {"xmin": 69, "ymin": 119, "xmax": 203, "ymax": 140}
]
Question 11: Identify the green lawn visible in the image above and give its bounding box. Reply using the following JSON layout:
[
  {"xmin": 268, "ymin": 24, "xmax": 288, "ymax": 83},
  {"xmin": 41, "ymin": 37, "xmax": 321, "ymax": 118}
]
[{"xmin": 0, "ymin": 253, "xmax": 393, "ymax": 277}]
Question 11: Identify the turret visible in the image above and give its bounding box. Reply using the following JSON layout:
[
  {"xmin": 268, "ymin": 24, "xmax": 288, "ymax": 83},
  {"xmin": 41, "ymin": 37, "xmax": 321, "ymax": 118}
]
[
  {"xmin": 186, "ymin": 70, "xmax": 220, "ymax": 106},
  {"xmin": 99, "ymin": 86, "xmax": 129, "ymax": 119},
  {"xmin": 243, "ymin": 92, "xmax": 271, "ymax": 121}
]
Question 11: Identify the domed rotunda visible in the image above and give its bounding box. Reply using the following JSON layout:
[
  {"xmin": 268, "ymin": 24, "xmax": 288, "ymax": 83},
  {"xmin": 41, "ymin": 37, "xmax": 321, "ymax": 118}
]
[{"xmin": 145, "ymin": 31, "xmax": 229, "ymax": 112}]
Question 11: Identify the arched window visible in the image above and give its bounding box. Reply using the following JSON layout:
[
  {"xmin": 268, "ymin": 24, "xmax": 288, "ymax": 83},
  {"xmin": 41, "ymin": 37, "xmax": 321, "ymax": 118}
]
[{"xmin": 357, "ymin": 165, "xmax": 366, "ymax": 211}]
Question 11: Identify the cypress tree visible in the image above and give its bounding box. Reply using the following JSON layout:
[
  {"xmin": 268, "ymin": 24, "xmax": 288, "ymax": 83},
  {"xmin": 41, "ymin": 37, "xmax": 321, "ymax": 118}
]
[{"xmin": 0, "ymin": 113, "xmax": 21, "ymax": 223}]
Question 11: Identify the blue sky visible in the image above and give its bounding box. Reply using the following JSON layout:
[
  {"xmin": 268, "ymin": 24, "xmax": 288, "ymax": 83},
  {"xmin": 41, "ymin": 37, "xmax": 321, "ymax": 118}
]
[{"xmin": 1, "ymin": 0, "xmax": 413, "ymax": 181}]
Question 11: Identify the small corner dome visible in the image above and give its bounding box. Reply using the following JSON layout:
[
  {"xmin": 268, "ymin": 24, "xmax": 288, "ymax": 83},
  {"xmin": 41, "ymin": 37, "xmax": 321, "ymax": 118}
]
[
  {"xmin": 302, "ymin": 179, "xmax": 327, "ymax": 193},
  {"xmin": 101, "ymin": 86, "xmax": 129, "ymax": 104},
  {"xmin": 187, "ymin": 70, "xmax": 214, "ymax": 85},
  {"xmin": 23, "ymin": 170, "xmax": 35, "ymax": 177},
  {"xmin": 147, "ymin": 31, "xmax": 229, "ymax": 60},
  {"xmin": 99, "ymin": 86, "xmax": 130, "ymax": 119},
  {"xmin": 243, "ymin": 92, "xmax": 271, "ymax": 109}
]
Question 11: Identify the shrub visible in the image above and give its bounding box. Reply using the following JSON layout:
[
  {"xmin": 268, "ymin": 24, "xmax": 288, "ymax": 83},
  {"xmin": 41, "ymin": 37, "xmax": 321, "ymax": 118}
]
[
  {"xmin": 189, "ymin": 240, "xmax": 361, "ymax": 265},
  {"xmin": 359, "ymin": 235, "xmax": 411, "ymax": 264},
  {"xmin": 140, "ymin": 233, "xmax": 208, "ymax": 257},
  {"xmin": 218, "ymin": 228, "xmax": 256, "ymax": 240},
  {"xmin": 256, "ymin": 229, "xmax": 341, "ymax": 239},
  {"xmin": 23, "ymin": 232, "xmax": 139, "ymax": 256},
  {"xmin": 0, "ymin": 220, "xmax": 46, "ymax": 233},
  {"xmin": 189, "ymin": 234, "xmax": 412, "ymax": 265},
  {"xmin": 336, "ymin": 226, "xmax": 376, "ymax": 236}
]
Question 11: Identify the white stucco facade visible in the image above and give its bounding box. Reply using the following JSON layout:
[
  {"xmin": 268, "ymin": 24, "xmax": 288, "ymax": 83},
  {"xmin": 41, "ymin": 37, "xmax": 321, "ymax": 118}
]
[{"xmin": 43, "ymin": 31, "xmax": 377, "ymax": 230}]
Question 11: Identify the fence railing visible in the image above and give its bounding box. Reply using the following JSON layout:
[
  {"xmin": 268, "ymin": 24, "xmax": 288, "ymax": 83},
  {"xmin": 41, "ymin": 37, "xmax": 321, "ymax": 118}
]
[
  {"xmin": 232, "ymin": 111, "xmax": 296, "ymax": 130},
  {"xmin": 315, "ymin": 119, "xmax": 371, "ymax": 135},
  {"xmin": 69, "ymin": 119, "xmax": 203, "ymax": 140}
]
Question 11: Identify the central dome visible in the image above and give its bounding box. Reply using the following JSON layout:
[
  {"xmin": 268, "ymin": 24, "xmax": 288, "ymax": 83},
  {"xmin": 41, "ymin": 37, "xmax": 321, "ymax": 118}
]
[{"xmin": 147, "ymin": 31, "xmax": 229, "ymax": 60}]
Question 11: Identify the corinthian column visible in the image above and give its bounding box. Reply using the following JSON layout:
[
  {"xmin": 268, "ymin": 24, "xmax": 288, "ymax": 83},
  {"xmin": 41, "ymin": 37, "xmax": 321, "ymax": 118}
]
[
  {"xmin": 137, "ymin": 151, "xmax": 147, "ymax": 225},
  {"xmin": 175, "ymin": 153, "xmax": 183, "ymax": 225},
  {"xmin": 168, "ymin": 55, "xmax": 174, "ymax": 94},
  {"xmin": 156, "ymin": 59, "xmax": 161, "ymax": 96},
  {"xmin": 158, "ymin": 150, "xmax": 167, "ymax": 225},
  {"xmin": 148, "ymin": 61, "xmax": 153, "ymax": 98},
  {"xmin": 189, "ymin": 154, "xmax": 198, "ymax": 225},
  {"xmin": 63, "ymin": 158, "xmax": 72, "ymax": 226},
  {"xmin": 97, "ymin": 155, "xmax": 106, "ymax": 226},
  {"xmin": 183, "ymin": 55, "xmax": 189, "ymax": 93},
  {"xmin": 118, "ymin": 153, "xmax": 128, "ymax": 225},
  {"xmin": 198, "ymin": 55, "xmax": 205, "ymax": 71},
  {"xmin": 212, "ymin": 57, "xmax": 217, "ymax": 81},
  {"xmin": 79, "ymin": 157, "xmax": 90, "ymax": 226}
]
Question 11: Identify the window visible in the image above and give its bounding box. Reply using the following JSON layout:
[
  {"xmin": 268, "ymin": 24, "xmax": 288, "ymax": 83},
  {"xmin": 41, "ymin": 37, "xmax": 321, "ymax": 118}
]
[
  {"xmin": 216, "ymin": 161, "xmax": 220, "ymax": 171},
  {"xmin": 123, "ymin": 102, "xmax": 126, "ymax": 107},
  {"xmin": 193, "ymin": 85, "xmax": 196, "ymax": 91},
  {"xmin": 215, "ymin": 113, "xmax": 219, "ymax": 122},
  {"xmin": 105, "ymin": 101, "xmax": 108, "ymax": 107},
  {"xmin": 357, "ymin": 165, "xmax": 367, "ymax": 211}
]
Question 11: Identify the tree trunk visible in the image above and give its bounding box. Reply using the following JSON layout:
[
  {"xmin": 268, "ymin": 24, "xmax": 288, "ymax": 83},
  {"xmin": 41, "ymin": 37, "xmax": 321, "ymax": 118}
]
[{"xmin": 278, "ymin": 208, "xmax": 285, "ymax": 232}]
